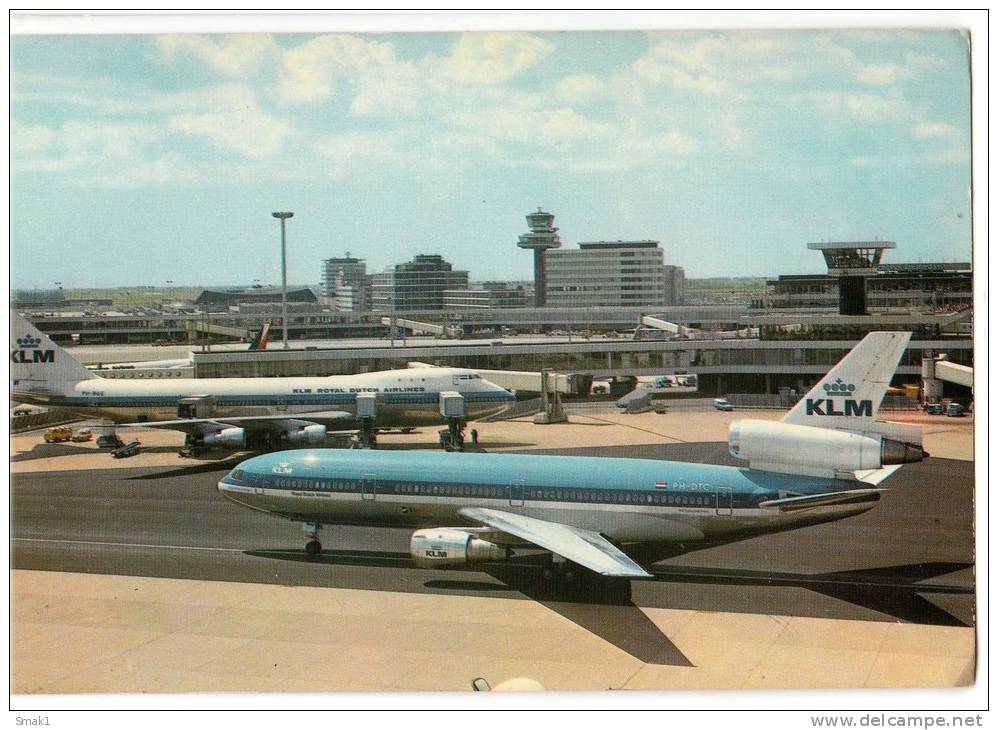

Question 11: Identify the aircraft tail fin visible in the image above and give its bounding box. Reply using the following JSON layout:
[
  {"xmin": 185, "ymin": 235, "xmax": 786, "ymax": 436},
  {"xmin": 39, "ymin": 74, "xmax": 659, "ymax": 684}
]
[
  {"xmin": 10, "ymin": 310, "xmax": 97, "ymax": 386},
  {"xmin": 248, "ymin": 322, "xmax": 270, "ymax": 351},
  {"xmin": 781, "ymin": 332, "xmax": 911, "ymax": 431}
]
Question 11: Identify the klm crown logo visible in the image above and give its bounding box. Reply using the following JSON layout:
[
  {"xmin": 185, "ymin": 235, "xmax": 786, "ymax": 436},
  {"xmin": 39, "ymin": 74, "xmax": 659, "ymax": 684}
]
[
  {"xmin": 11, "ymin": 334, "xmax": 55, "ymax": 364},
  {"xmin": 807, "ymin": 378, "xmax": 871, "ymax": 417}
]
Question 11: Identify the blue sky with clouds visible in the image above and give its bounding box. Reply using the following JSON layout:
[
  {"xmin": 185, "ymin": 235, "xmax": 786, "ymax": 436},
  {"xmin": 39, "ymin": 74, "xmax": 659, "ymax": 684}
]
[{"xmin": 10, "ymin": 29, "xmax": 972, "ymax": 288}]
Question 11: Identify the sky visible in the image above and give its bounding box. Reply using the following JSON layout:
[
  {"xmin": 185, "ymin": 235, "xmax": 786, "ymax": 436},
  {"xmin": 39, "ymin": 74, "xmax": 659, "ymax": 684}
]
[{"xmin": 10, "ymin": 27, "xmax": 973, "ymax": 289}]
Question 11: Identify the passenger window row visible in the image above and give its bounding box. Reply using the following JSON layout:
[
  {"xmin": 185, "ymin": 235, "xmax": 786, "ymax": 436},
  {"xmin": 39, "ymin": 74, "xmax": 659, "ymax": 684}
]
[{"xmin": 266, "ymin": 478, "xmax": 718, "ymax": 508}]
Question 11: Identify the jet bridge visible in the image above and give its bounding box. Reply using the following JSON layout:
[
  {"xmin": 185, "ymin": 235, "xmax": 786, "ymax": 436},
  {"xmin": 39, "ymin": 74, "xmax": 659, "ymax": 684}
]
[
  {"xmin": 639, "ymin": 315, "xmax": 757, "ymax": 340},
  {"xmin": 381, "ymin": 317, "xmax": 461, "ymax": 338},
  {"xmin": 922, "ymin": 354, "xmax": 973, "ymax": 402}
]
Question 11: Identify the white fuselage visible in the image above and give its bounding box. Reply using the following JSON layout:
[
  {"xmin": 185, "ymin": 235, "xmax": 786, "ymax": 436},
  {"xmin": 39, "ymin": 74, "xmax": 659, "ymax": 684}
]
[{"xmin": 11, "ymin": 367, "xmax": 514, "ymax": 427}]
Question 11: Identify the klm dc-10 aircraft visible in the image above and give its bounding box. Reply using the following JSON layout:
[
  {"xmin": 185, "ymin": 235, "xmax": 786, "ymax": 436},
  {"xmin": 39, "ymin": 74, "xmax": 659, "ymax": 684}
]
[
  {"xmin": 10, "ymin": 312, "xmax": 513, "ymax": 452},
  {"xmin": 218, "ymin": 332, "xmax": 927, "ymax": 578}
]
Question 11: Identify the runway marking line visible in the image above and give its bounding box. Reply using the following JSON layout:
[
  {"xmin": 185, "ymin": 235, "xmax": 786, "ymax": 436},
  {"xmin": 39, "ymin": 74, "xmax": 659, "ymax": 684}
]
[{"xmin": 13, "ymin": 537, "xmax": 246, "ymax": 553}]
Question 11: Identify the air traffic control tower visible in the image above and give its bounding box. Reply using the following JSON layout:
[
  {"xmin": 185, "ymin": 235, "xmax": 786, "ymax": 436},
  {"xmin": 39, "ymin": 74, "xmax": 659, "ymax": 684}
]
[
  {"xmin": 517, "ymin": 208, "xmax": 562, "ymax": 307},
  {"xmin": 807, "ymin": 240, "xmax": 896, "ymax": 315}
]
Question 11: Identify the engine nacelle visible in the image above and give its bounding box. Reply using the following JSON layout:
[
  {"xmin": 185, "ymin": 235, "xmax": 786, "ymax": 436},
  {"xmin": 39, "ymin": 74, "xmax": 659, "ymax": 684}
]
[
  {"xmin": 410, "ymin": 528, "xmax": 508, "ymax": 568},
  {"xmin": 202, "ymin": 427, "xmax": 246, "ymax": 448},
  {"xmin": 728, "ymin": 420, "xmax": 925, "ymax": 475},
  {"xmin": 285, "ymin": 424, "xmax": 327, "ymax": 445}
]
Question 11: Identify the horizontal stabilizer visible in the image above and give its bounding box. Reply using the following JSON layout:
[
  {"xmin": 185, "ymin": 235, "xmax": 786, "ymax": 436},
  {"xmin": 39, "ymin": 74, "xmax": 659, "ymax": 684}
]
[{"xmin": 851, "ymin": 464, "xmax": 904, "ymax": 486}]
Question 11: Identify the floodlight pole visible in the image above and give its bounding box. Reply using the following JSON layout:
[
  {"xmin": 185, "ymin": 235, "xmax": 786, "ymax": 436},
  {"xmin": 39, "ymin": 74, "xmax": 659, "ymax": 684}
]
[{"xmin": 272, "ymin": 212, "xmax": 294, "ymax": 350}]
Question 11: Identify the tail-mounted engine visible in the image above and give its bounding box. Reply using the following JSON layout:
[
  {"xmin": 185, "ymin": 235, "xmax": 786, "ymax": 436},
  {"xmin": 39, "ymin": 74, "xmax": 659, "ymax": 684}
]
[
  {"xmin": 728, "ymin": 420, "xmax": 926, "ymax": 477},
  {"xmin": 410, "ymin": 528, "xmax": 509, "ymax": 568}
]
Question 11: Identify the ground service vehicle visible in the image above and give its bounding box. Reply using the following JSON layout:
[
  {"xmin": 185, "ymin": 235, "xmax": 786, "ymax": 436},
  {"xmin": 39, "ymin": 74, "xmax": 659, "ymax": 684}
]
[
  {"xmin": 44, "ymin": 427, "xmax": 73, "ymax": 443},
  {"xmin": 111, "ymin": 441, "xmax": 141, "ymax": 458},
  {"xmin": 97, "ymin": 434, "xmax": 125, "ymax": 449}
]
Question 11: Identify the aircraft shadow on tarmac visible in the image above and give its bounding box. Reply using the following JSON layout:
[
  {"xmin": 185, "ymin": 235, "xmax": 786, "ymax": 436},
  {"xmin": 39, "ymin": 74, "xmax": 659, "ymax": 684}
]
[
  {"xmin": 10, "ymin": 443, "xmax": 100, "ymax": 461},
  {"xmin": 245, "ymin": 548, "xmax": 973, "ymax": 667},
  {"xmin": 247, "ymin": 547, "xmax": 689, "ymax": 666},
  {"xmin": 126, "ymin": 456, "xmax": 251, "ymax": 479}
]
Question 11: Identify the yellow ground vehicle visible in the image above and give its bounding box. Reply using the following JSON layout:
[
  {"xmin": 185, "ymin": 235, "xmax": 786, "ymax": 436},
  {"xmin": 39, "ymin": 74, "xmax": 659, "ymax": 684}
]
[{"xmin": 43, "ymin": 427, "xmax": 73, "ymax": 443}]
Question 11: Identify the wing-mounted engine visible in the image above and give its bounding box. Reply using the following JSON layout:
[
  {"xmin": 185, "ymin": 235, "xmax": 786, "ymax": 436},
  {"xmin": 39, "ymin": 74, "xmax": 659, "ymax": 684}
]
[
  {"xmin": 284, "ymin": 424, "xmax": 327, "ymax": 445},
  {"xmin": 728, "ymin": 420, "xmax": 926, "ymax": 478},
  {"xmin": 410, "ymin": 528, "xmax": 510, "ymax": 568},
  {"xmin": 202, "ymin": 427, "xmax": 247, "ymax": 448}
]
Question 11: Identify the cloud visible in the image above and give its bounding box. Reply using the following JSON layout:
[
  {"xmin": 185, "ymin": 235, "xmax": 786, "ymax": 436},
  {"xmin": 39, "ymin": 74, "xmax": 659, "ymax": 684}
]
[
  {"xmin": 857, "ymin": 63, "xmax": 909, "ymax": 85},
  {"xmin": 157, "ymin": 34, "xmax": 281, "ymax": 76},
  {"xmin": 912, "ymin": 121, "xmax": 959, "ymax": 138},
  {"xmin": 10, "ymin": 118, "xmax": 200, "ymax": 187},
  {"xmin": 443, "ymin": 32, "xmax": 554, "ymax": 85},
  {"xmin": 808, "ymin": 91, "xmax": 907, "ymax": 123},
  {"xmin": 280, "ymin": 34, "xmax": 401, "ymax": 102},
  {"xmin": 556, "ymin": 74, "xmax": 604, "ymax": 105},
  {"xmin": 11, "ymin": 121, "xmax": 57, "ymax": 156},
  {"xmin": 167, "ymin": 110, "xmax": 288, "ymax": 159},
  {"xmin": 151, "ymin": 84, "xmax": 290, "ymax": 158}
]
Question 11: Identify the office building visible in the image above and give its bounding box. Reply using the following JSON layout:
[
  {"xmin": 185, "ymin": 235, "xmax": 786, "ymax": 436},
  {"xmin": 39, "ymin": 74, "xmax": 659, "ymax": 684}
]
[
  {"xmin": 545, "ymin": 240, "xmax": 685, "ymax": 308},
  {"xmin": 370, "ymin": 254, "xmax": 469, "ymax": 312},
  {"xmin": 443, "ymin": 282, "xmax": 528, "ymax": 309},
  {"xmin": 321, "ymin": 255, "xmax": 368, "ymax": 312}
]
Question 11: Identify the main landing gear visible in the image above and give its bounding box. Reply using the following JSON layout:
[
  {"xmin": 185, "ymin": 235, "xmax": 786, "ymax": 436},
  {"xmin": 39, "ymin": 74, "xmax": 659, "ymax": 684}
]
[
  {"xmin": 303, "ymin": 522, "xmax": 322, "ymax": 556},
  {"xmin": 541, "ymin": 554, "xmax": 579, "ymax": 584},
  {"xmin": 354, "ymin": 418, "xmax": 378, "ymax": 449}
]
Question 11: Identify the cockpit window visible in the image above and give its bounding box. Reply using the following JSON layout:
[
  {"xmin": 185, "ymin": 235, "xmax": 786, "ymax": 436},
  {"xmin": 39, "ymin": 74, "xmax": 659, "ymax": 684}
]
[{"xmin": 230, "ymin": 469, "xmax": 244, "ymax": 481}]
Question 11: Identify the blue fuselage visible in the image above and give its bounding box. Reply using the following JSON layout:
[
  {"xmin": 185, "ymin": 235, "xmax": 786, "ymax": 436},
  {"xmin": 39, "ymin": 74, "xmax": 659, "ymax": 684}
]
[{"xmin": 217, "ymin": 450, "xmax": 880, "ymax": 545}]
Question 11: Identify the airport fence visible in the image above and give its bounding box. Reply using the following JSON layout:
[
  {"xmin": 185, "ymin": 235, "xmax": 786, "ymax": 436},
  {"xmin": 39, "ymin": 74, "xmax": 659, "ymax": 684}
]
[{"xmin": 10, "ymin": 411, "xmax": 85, "ymax": 434}]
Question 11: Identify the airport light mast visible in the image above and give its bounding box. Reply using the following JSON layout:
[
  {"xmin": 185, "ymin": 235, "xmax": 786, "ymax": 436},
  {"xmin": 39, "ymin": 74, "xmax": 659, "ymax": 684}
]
[{"xmin": 272, "ymin": 211, "xmax": 294, "ymax": 349}]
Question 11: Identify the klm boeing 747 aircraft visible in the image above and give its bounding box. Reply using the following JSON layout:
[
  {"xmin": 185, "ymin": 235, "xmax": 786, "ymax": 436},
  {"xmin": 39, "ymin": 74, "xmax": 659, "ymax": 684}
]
[
  {"xmin": 10, "ymin": 312, "xmax": 513, "ymax": 453},
  {"xmin": 217, "ymin": 332, "xmax": 927, "ymax": 579}
]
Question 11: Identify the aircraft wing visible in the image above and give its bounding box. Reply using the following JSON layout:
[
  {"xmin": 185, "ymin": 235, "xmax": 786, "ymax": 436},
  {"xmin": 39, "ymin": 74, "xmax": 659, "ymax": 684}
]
[
  {"xmin": 458, "ymin": 507, "xmax": 652, "ymax": 578},
  {"xmin": 757, "ymin": 488, "xmax": 886, "ymax": 512},
  {"xmin": 124, "ymin": 411, "xmax": 355, "ymax": 434}
]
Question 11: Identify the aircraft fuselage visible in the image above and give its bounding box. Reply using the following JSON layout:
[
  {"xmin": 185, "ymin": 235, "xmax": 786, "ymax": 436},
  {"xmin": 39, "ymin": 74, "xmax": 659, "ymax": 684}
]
[
  {"xmin": 217, "ymin": 449, "xmax": 879, "ymax": 546},
  {"xmin": 11, "ymin": 368, "xmax": 514, "ymax": 427}
]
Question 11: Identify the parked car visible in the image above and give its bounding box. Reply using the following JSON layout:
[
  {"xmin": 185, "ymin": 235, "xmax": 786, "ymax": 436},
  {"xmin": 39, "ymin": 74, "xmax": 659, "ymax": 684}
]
[
  {"xmin": 97, "ymin": 434, "xmax": 125, "ymax": 449},
  {"xmin": 713, "ymin": 398, "xmax": 734, "ymax": 412},
  {"xmin": 111, "ymin": 441, "xmax": 141, "ymax": 458},
  {"xmin": 71, "ymin": 429, "xmax": 93, "ymax": 442},
  {"xmin": 44, "ymin": 427, "xmax": 73, "ymax": 443},
  {"xmin": 946, "ymin": 403, "xmax": 965, "ymax": 417},
  {"xmin": 924, "ymin": 403, "xmax": 944, "ymax": 415}
]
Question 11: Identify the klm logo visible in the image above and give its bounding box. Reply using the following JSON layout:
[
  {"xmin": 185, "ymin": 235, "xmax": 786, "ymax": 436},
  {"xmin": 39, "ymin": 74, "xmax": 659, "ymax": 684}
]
[
  {"xmin": 806, "ymin": 379, "xmax": 872, "ymax": 417},
  {"xmin": 11, "ymin": 336, "xmax": 55, "ymax": 364}
]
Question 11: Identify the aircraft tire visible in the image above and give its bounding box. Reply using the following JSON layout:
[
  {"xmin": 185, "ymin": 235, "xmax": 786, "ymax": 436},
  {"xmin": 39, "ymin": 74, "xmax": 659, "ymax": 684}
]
[{"xmin": 305, "ymin": 540, "xmax": 322, "ymax": 556}]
